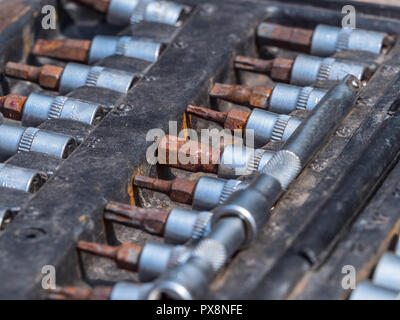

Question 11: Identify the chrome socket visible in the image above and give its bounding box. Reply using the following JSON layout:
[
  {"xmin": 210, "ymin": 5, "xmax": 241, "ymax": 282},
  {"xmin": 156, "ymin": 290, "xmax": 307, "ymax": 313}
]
[
  {"xmin": 219, "ymin": 144, "xmax": 275, "ymax": 179},
  {"xmin": 270, "ymin": 83, "xmax": 327, "ymax": 114},
  {"xmin": 138, "ymin": 243, "xmax": 191, "ymax": 282},
  {"xmin": 89, "ymin": 36, "xmax": 163, "ymax": 63},
  {"xmin": 350, "ymin": 282, "xmax": 400, "ymax": 300},
  {"xmin": 22, "ymin": 93, "xmax": 104, "ymax": 126},
  {"xmin": 192, "ymin": 176, "xmax": 248, "ymax": 211},
  {"xmin": 110, "ymin": 282, "xmax": 154, "ymax": 300},
  {"xmin": 0, "ymin": 124, "xmax": 76, "ymax": 161},
  {"xmin": 311, "ymin": 25, "xmax": 387, "ymax": 57},
  {"xmin": 291, "ymin": 54, "xmax": 366, "ymax": 86},
  {"xmin": 107, "ymin": 0, "xmax": 185, "ymax": 26},
  {"xmin": 59, "ymin": 63, "xmax": 135, "ymax": 94},
  {"xmin": 373, "ymin": 253, "xmax": 400, "ymax": 292},
  {"xmin": 0, "ymin": 163, "xmax": 46, "ymax": 193},
  {"xmin": 164, "ymin": 208, "xmax": 213, "ymax": 244},
  {"xmin": 246, "ymin": 109, "xmax": 302, "ymax": 147}
]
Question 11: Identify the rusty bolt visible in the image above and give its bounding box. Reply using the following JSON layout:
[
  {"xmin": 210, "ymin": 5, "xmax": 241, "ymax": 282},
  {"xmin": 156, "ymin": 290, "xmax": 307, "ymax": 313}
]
[
  {"xmin": 33, "ymin": 38, "xmax": 91, "ymax": 63},
  {"xmin": 0, "ymin": 94, "xmax": 27, "ymax": 121},
  {"xmin": 104, "ymin": 201, "xmax": 170, "ymax": 235},
  {"xmin": 133, "ymin": 175, "xmax": 198, "ymax": 205},
  {"xmin": 77, "ymin": 241, "xmax": 142, "ymax": 272},
  {"xmin": 210, "ymin": 83, "xmax": 273, "ymax": 109}
]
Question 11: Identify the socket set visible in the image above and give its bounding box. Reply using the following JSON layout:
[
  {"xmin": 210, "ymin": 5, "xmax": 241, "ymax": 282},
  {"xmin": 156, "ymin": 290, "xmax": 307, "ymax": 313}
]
[{"xmin": 1, "ymin": 0, "xmax": 400, "ymax": 300}]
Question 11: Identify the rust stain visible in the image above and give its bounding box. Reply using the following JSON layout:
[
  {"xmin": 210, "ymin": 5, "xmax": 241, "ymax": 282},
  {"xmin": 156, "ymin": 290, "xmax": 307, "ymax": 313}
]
[{"xmin": 0, "ymin": 3, "xmax": 31, "ymax": 33}]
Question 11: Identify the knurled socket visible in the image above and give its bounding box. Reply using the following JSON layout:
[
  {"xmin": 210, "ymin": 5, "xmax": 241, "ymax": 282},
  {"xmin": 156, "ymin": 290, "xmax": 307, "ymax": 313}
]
[
  {"xmin": 290, "ymin": 54, "xmax": 366, "ymax": 86},
  {"xmin": 22, "ymin": 93, "xmax": 105, "ymax": 126},
  {"xmin": 219, "ymin": 144, "xmax": 275, "ymax": 179},
  {"xmin": 311, "ymin": 25, "xmax": 388, "ymax": 56},
  {"xmin": 106, "ymin": 0, "xmax": 185, "ymax": 26},
  {"xmin": 89, "ymin": 36, "xmax": 163, "ymax": 63},
  {"xmin": 0, "ymin": 163, "xmax": 47, "ymax": 193},
  {"xmin": 0, "ymin": 124, "xmax": 76, "ymax": 161},
  {"xmin": 192, "ymin": 176, "xmax": 248, "ymax": 211},
  {"xmin": 59, "ymin": 63, "xmax": 135, "ymax": 94}
]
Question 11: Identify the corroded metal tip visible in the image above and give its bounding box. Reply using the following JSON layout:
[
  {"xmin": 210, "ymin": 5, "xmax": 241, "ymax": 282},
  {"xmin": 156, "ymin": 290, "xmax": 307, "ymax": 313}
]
[
  {"xmin": 48, "ymin": 286, "xmax": 112, "ymax": 300},
  {"xmin": 77, "ymin": 241, "xmax": 118, "ymax": 260},
  {"xmin": 69, "ymin": 0, "xmax": 111, "ymax": 13},
  {"xmin": 133, "ymin": 175, "xmax": 197, "ymax": 204},
  {"xmin": 257, "ymin": 22, "xmax": 313, "ymax": 53},
  {"xmin": 186, "ymin": 105, "xmax": 228, "ymax": 124},
  {"xmin": 77, "ymin": 241, "xmax": 142, "ymax": 272},
  {"xmin": 234, "ymin": 56, "xmax": 273, "ymax": 73},
  {"xmin": 210, "ymin": 83, "xmax": 273, "ymax": 109},
  {"xmin": 134, "ymin": 175, "xmax": 173, "ymax": 193},
  {"xmin": 5, "ymin": 62, "xmax": 64, "ymax": 90},
  {"xmin": 0, "ymin": 94, "xmax": 27, "ymax": 121},
  {"xmin": 5, "ymin": 62, "xmax": 41, "ymax": 82},
  {"xmin": 235, "ymin": 56, "xmax": 294, "ymax": 83},
  {"xmin": 104, "ymin": 201, "xmax": 169, "ymax": 235},
  {"xmin": 157, "ymin": 135, "xmax": 221, "ymax": 174},
  {"xmin": 33, "ymin": 38, "xmax": 91, "ymax": 63}
]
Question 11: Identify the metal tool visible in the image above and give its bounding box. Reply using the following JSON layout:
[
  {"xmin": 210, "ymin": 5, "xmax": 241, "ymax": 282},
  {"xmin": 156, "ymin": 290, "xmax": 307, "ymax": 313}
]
[
  {"xmin": 133, "ymin": 175, "xmax": 248, "ymax": 210},
  {"xmin": 0, "ymin": 93, "xmax": 105, "ymax": 126},
  {"xmin": 0, "ymin": 164, "xmax": 46, "ymax": 193},
  {"xmin": 0, "ymin": 124, "xmax": 76, "ymax": 160},
  {"xmin": 157, "ymin": 135, "xmax": 275, "ymax": 178},
  {"xmin": 210, "ymin": 83, "xmax": 328, "ymax": 113},
  {"xmin": 71, "ymin": 0, "xmax": 186, "ymax": 26},
  {"xmin": 33, "ymin": 36, "xmax": 164, "ymax": 63},
  {"xmin": 187, "ymin": 105, "xmax": 302, "ymax": 147},
  {"xmin": 5, "ymin": 62, "xmax": 135, "ymax": 94},
  {"xmin": 257, "ymin": 22, "xmax": 391, "ymax": 56},
  {"xmin": 235, "ymin": 54, "xmax": 367, "ymax": 86}
]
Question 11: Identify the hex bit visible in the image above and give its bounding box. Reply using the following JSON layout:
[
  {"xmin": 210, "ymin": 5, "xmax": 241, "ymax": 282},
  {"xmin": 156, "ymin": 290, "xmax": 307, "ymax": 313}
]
[
  {"xmin": 104, "ymin": 201, "xmax": 170, "ymax": 235},
  {"xmin": 78, "ymin": 241, "xmax": 191, "ymax": 280},
  {"xmin": 49, "ymin": 282, "xmax": 154, "ymax": 300},
  {"xmin": 5, "ymin": 62, "xmax": 63, "ymax": 90},
  {"xmin": 48, "ymin": 286, "xmax": 113, "ymax": 300},
  {"xmin": 105, "ymin": 202, "xmax": 212, "ymax": 244},
  {"xmin": 157, "ymin": 135, "xmax": 222, "ymax": 174},
  {"xmin": 133, "ymin": 175, "xmax": 248, "ymax": 211},
  {"xmin": 157, "ymin": 135, "xmax": 275, "ymax": 178},
  {"xmin": 0, "ymin": 93, "xmax": 104, "ymax": 126},
  {"xmin": 235, "ymin": 54, "xmax": 367, "ymax": 86},
  {"xmin": 257, "ymin": 22, "xmax": 392, "ymax": 56},
  {"xmin": 210, "ymin": 83, "xmax": 327, "ymax": 113},
  {"xmin": 186, "ymin": 105, "xmax": 301, "ymax": 147},
  {"xmin": 77, "ymin": 241, "xmax": 142, "ymax": 272},
  {"xmin": 5, "ymin": 62, "xmax": 135, "ymax": 94},
  {"xmin": 133, "ymin": 175, "xmax": 197, "ymax": 204},
  {"xmin": 33, "ymin": 36, "xmax": 163, "ymax": 64}
]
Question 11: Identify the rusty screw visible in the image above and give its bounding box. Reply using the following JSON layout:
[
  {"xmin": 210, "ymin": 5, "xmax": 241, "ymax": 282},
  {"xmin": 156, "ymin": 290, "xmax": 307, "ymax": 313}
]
[
  {"xmin": 77, "ymin": 241, "xmax": 142, "ymax": 272},
  {"xmin": 48, "ymin": 286, "xmax": 112, "ymax": 300},
  {"xmin": 210, "ymin": 83, "xmax": 273, "ymax": 109},
  {"xmin": 257, "ymin": 22, "xmax": 314, "ymax": 53},
  {"xmin": 0, "ymin": 94, "xmax": 27, "ymax": 121},
  {"xmin": 157, "ymin": 135, "xmax": 222, "ymax": 174},
  {"xmin": 33, "ymin": 39, "xmax": 91, "ymax": 63},
  {"xmin": 186, "ymin": 105, "xmax": 250, "ymax": 131},
  {"xmin": 235, "ymin": 56, "xmax": 294, "ymax": 83},
  {"xmin": 104, "ymin": 201, "xmax": 170, "ymax": 235},
  {"xmin": 5, "ymin": 62, "xmax": 64, "ymax": 90},
  {"xmin": 133, "ymin": 175, "xmax": 197, "ymax": 204}
]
